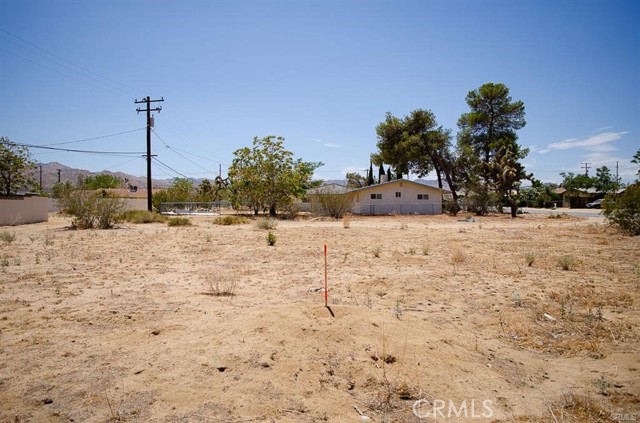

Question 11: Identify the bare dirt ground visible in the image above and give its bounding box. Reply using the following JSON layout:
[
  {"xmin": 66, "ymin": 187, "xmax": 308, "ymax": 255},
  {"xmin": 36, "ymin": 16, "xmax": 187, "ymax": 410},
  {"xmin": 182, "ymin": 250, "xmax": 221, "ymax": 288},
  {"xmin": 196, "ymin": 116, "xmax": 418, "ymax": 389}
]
[{"xmin": 0, "ymin": 212, "xmax": 638, "ymax": 422}]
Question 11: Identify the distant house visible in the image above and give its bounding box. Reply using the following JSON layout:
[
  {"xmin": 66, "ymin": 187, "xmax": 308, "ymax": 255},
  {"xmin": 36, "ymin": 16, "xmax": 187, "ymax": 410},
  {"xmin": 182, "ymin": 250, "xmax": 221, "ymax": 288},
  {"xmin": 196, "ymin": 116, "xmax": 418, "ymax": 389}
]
[
  {"xmin": 349, "ymin": 179, "xmax": 446, "ymax": 215},
  {"xmin": 553, "ymin": 187, "xmax": 598, "ymax": 208},
  {"xmin": 306, "ymin": 183, "xmax": 353, "ymax": 196}
]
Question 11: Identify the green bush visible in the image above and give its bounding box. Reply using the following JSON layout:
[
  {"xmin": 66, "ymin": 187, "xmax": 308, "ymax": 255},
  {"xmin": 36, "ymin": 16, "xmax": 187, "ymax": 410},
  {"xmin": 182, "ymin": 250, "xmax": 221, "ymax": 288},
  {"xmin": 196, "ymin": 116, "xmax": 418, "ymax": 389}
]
[
  {"xmin": 212, "ymin": 215, "xmax": 249, "ymax": 225},
  {"xmin": 57, "ymin": 188, "xmax": 126, "ymax": 229},
  {"xmin": 603, "ymin": 184, "xmax": 640, "ymax": 236},
  {"xmin": 121, "ymin": 210, "xmax": 167, "ymax": 224},
  {"xmin": 167, "ymin": 217, "xmax": 192, "ymax": 227},
  {"xmin": 310, "ymin": 189, "xmax": 354, "ymax": 219},
  {"xmin": 266, "ymin": 231, "xmax": 277, "ymax": 246}
]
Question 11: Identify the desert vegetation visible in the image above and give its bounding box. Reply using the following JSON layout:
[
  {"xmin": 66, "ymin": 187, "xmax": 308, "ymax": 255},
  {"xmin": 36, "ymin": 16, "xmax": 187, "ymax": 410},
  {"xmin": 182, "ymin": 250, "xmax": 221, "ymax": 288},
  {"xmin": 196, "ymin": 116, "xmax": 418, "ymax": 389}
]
[{"xmin": 0, "ymin": 212, "xmax": 637, "ymax": 422}]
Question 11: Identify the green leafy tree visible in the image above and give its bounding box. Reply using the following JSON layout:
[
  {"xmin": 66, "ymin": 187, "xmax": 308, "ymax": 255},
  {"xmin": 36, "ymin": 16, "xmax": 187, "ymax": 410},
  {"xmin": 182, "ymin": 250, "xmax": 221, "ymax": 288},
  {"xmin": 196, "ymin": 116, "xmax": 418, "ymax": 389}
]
[
  {"xmin": 559, "ymin": 171, "xmax": 596, "ymax": 191},
  {"xmin": 375, "ymin": 109, "xmax": 461, "ymax": 212},
  {"xmin": 152, "ymin": 178, "xmax": 195, "ymax": 211},
  {"xmin": 168, "ymin": 178, "xmax": 195, "ymax": 202},
  {"xmin": 0, "ymin": 137, "xmax": 36, "ymax": 195},
  {"xmin": 594, "ymin": 166, "xmax": 620, "ymax": 193},
  {"xmin": 375, "ymin": 113, "xmax": 410, "ymax": 179},
  {"xmin": 457, "ymin": 83, "xmax": 530, "ymax": 217},
  {"xmin": 228, "ymin": 136, "xmax": 322, "ymax": 216},
  {"xmin": 520, "ymin": 179, "xmax": 560, "ymax": 208}
]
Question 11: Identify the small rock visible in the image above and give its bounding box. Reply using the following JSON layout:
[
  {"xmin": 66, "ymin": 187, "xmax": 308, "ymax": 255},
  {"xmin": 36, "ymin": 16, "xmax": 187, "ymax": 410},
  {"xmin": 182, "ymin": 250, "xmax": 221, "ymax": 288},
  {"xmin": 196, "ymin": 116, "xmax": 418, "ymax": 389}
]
[{"xmin": 43, "ymin": 398, "xmax": 53, "ymax": 405}]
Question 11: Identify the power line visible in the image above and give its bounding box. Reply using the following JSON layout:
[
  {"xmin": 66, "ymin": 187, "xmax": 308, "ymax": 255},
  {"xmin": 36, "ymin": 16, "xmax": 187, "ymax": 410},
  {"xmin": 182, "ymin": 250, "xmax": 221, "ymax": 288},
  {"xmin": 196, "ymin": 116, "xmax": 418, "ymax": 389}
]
[
  {"xmin": 11, "ymin": 141, "xmax": 145, "ymax": 155},
  {"xmin": 151, "ymin": 129, "xmax": 218, "ymax": 174},
  {"xmin": 0, "ymin": 27, "xmax": 141, "ymax": 98},
  {"xmin": 153, "ymin": 157, "xmax": 190, "ymax": 179},
  {"xmin": 43, "ymin": 128, "xmax": 145, "ymax": 146}
]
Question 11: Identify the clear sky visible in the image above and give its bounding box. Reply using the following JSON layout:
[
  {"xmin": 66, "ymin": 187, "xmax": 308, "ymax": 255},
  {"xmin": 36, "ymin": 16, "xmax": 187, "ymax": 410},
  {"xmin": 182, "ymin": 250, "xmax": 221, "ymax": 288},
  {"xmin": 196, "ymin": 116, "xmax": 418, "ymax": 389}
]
[{"xmin": 1, "ymin": 0, "xmax": 638, "ymax": 185}]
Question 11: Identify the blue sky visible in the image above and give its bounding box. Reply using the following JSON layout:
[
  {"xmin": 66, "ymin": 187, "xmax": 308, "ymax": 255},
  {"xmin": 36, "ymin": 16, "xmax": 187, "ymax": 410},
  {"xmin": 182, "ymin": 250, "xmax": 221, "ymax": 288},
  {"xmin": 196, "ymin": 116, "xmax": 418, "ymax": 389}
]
[{"xmin": 1, "ymin": 0, "xmax": 638, "ymax": 185}]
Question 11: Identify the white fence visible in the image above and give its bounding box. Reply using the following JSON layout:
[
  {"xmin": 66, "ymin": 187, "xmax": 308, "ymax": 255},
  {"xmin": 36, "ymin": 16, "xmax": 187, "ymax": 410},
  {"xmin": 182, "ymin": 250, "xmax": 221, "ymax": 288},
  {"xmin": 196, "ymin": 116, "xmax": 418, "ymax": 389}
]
[{"xmin": 0, "ymin": 195, "xmax": 49, "ymax": 226}]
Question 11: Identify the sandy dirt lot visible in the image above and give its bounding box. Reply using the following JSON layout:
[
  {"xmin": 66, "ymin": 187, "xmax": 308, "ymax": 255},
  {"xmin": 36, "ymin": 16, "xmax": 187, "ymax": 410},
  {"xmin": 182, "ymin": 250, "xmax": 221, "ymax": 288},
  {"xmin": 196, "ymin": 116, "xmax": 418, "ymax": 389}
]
[{"xmin": 0, "ymin": 212, "xmax": 638, "ymax": 422}]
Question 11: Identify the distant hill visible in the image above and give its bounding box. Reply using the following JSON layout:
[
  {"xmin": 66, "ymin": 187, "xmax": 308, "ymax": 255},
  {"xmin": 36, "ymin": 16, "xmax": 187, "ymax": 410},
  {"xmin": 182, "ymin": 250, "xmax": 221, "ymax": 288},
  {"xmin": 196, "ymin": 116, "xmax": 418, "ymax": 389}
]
[{"xmin": 30, "ymin": 162, "xmax": 174, "ymax": 192}]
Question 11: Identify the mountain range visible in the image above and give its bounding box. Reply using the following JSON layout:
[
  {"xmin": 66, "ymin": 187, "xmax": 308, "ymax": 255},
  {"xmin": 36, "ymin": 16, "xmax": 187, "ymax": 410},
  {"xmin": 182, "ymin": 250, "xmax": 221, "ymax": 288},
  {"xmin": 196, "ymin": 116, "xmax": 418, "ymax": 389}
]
[{"xmin": 32, "ymin": 162, "xmax": 174, "ymax": 192}]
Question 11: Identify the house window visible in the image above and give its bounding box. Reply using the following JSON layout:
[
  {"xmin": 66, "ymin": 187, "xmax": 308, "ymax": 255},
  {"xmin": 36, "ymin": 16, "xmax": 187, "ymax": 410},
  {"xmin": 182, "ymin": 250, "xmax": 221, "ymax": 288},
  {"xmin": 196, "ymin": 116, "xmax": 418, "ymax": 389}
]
[
  {"xmin": 395, "ymin": 192, "xmax": 401, "ymax": 198},
  {"xmin": 417, "ymin": 194, "xmax": 429, "ymax": 200},
  {"xmin": 370, "ymin": 193, "xmax": 382, "ymax": 200}
]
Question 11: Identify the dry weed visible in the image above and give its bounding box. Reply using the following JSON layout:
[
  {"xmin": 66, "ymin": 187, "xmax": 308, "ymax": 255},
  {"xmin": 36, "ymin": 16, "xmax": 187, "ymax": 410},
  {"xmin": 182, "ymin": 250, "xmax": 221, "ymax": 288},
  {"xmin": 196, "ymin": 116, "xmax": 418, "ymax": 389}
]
[
  {"xmin": 342, "ymin": 214, "xmax": 351, "ymax": 229},
  {"xmin": 205, "ymin": 269, "xmax": 239, "ymax": 296},
  {"xmin": 451, "ymin": 248, "xmax": 467, "ymax": 264}
]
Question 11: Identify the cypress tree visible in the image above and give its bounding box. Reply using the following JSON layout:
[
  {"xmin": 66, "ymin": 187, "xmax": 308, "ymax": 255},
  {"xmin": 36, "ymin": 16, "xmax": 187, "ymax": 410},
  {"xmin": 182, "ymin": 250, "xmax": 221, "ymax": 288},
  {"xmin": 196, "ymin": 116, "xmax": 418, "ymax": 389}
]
[{"xmin": 367, "ymin": 162, "xmax": 374, "ymax": 186}]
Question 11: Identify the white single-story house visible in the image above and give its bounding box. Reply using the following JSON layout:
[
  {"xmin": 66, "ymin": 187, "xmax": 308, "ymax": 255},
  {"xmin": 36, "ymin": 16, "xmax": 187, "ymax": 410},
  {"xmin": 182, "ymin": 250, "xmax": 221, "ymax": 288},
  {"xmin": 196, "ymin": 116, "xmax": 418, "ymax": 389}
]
[{"xmin": 349, "ymin": 179, "xmax": 447, "ymax": 215}]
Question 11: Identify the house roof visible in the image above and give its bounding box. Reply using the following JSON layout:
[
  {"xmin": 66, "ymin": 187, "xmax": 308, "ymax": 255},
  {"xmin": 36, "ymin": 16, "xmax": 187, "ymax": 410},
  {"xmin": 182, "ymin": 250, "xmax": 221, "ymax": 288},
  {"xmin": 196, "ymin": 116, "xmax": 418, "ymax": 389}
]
[
  {"xmin": 350, "ymin": 178, "xmax": 449, "ymax": 194},
  {"xmin": 307, "ymin": 183, "xmax": 353, "ymax": 195}
]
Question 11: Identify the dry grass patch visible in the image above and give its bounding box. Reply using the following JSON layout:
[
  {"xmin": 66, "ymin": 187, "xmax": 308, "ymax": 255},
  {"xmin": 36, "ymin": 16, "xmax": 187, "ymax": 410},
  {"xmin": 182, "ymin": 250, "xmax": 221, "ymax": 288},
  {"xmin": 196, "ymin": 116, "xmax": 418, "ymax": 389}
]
[
  {"xmin": 167, "ymin": 216, "xmax": 192, "ymax": 227},
  {"xmin": 503, "ymin": 286, "xmax": 636, "ymax": 357},
  {"xmin": 212, "ymin": 215, "xmax": 249, "ymax": 225}
]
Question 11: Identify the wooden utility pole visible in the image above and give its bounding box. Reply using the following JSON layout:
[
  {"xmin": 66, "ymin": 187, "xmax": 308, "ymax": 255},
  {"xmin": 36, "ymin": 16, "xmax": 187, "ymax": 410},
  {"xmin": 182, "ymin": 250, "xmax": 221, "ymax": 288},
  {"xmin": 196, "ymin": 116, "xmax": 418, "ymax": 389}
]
[
  {"xmin": 581, "ymin": 162, "xmax": 591, "ymax": 177},
  {"xmin": 135, "ymin": 96, "xmax": 164, "ymax": 211}
]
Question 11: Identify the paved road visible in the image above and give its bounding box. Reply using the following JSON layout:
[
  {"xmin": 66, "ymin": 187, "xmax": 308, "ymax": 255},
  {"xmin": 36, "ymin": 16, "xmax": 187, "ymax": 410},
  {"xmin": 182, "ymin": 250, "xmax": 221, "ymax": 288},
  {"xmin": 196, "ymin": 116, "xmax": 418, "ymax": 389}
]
[{"xmin": 520, "ymin": 207, "xmax": 604, "ymax": 218}]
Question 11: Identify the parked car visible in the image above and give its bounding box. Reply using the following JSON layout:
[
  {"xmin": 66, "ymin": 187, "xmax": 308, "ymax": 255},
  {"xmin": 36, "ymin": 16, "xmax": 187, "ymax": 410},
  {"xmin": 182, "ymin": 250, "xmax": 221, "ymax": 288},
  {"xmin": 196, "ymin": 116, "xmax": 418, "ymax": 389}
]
[{"xmin": 586, "ymin": 198, "xmax": 603, "ymax": 208}]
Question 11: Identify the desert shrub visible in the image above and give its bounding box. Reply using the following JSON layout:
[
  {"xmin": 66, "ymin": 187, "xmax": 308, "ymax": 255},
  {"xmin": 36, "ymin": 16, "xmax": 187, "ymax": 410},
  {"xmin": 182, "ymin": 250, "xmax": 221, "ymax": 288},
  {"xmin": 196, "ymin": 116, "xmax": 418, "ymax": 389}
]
[
  {"xmin": 256, "ymin": 217, "xmax": 277, "ymax": 230},
  {"xmin": 464, "ymin": 190, "xmax": 500, "ymax": 216},
  {"xmin": 167, "ymin": 217, "xmax": 192, "ymax": 227},
  {"xmin": 278, "ymin": 200, "xmax": 300, "ymax": 220},
  {"xmin": 310, "ymin": 189, "xmax": 354, "ymax": 219},
  {"xmin": 205, "ymin": 269, "xmax": 238, "ymax": 296},
  {"xmin": 524, "ymin": 252, "xmax": 535, "ymax": 267},
  {"xmin": 57, "ymin": 188, "xmax": 126, "ymax": 229},
  {"xmin": 212, "ymin": 215, "xmax": 249, "ymax": 225},
  {"xmin": 121, "ymin": 210, "xmax": 167, "ymax": 224},
  {"xmin": 603, "ymin": 183, "xmax": 640, "ymax": 236},
  {"xmin": 451, "ymin": 248, "xmax": 467, "ymax": 264},
  {"xmin": 372, "ymin": 245, "xmax": 382, "ymax": 258},
  {"xmin": 442, "ymin": 199, "xmax": 460, "ymax": 216},
  {"xmin": 0, "ymin": 231, "xmax": 16, "ymax": 244},
  {"xmin": 266, "ymin": 231, "xmax": 277, "ymax": 246},
  {"xmin": 342, "ymin": 214, "xmax": 351, "ymax": 228},
  {"xmin": 557, "ymin": 255, "xmax": 577, "ymax": 271}
]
